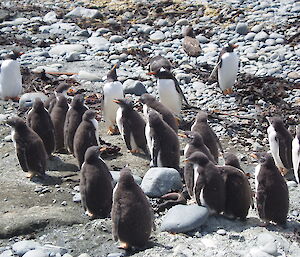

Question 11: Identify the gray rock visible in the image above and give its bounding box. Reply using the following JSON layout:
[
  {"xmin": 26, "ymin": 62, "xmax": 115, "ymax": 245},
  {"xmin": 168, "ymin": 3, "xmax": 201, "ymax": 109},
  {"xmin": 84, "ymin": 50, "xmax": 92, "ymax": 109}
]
[
  {"xmin": 109, "ymin": 35, "xmax": 124, "ymax": 43},
  {"xmin": 175, "ymin": 73, "xmax": 191, "ymax": 83},
  {"xmin": 235, "ymin": 23, "xmax": 249, "ymax": 35},
  {"xmin": 245, "ymin": 32, "xmax": 256, "ymax": 41},
  {"xmin": 0, "ymin": 250, "xmax": 13, "ymax": 257},
  {"xmin": 160, "ymin": 205, "xmax": 209, "ymax": 233},
  {"xmin": 38, "ymin": 245, "xmax": 67, "ymax": 256},
  {"xmin": 196, "ymin": 35, "xmax": 209, "ymax": 43},
  {"xmin": 43, "ymin": 11, "xmax": 58, "ymax": 23},
  {"xmin": 77, "ymin": 71, "xmax": 101, "ymax": 81},
  {"xmin": 76, "ymin": 30, "xmax": 90, "ymax": 37},
  {"xmin": 248, "ymin": 247, "xmax": 272, "ymax": 257},
  {"xmin": 77, "ymin": 254, "xmax": 91, "ymax": 257},
  {"xmin": 12, "ymin": 240, "xmax": 41, "ymax": 256},
  {"xmin": 62, "ymin": 254, "xmax": 73, "ymax": 257},
  {"xmin": 87, "ymin": 37, "xmax": 110, "ymax": 51},
  {"xmin": 73, "ymin": 193, "xmax": 81, "ymax": 203},
  {"xmin": 66, "ymin": 7, "xmax": 101, "ymax": 19},
  {"xmin": 217, "ymin": 229, "xmax": 227, "ymax": 235},
  {"xmin": 141, "ymin": 167, "xmax": 182, "ymax": 197},
  {"xmin": 259, "ymin": 242, "xmax": 278, "ymax": 256},
  {"xmin": 107, "ymin": 253, "xmax": 125, "ymax": 257},
  {"xmin": 156, "ymin": 19, "xmax": 168, "ymax": 26},
  {"xmin": 287, "ymin": 180, "xmax": 297, "ymax": 188},
  {"xmin": 49, "ymin": 44, "xmax": 85, "ymax": 56},
  {"xmin": 23, "ymin": 250, "xmax": 48, "ymax": 257},
  {"xmin": 254, "ymin": 31, "xmax": 269, "ymax": 41},
  {"xmin": 66, "ymin": 52, "xmax": 80, "ymax": 62},
  {"xmin": 123, "ymin": 80, "xmax": 147, "ymax": 96},
  {"xmin": 193, "ymin": 81, "xmax": 206, "ymax": 94},
  {"xmin": 150, "ymin": 31, "xmax": 165, "ymax": 43},
  {"xmin": 110, "ymin": 171, "xmax": 142, "ymax": 186},
  {"xmin": 265, "ymin": 39, "xmax": 276, "ymax": 46},
  {"xmin": 251, "ymin": 24, "xmax": 263, "ymax": 33},
  {"xmin": 176, "ymin": 18, "xmax": 189, "ymax": 26},
  {"xmin": 19, "ymin": 92, "xmax": 48, "ymax": 109}
]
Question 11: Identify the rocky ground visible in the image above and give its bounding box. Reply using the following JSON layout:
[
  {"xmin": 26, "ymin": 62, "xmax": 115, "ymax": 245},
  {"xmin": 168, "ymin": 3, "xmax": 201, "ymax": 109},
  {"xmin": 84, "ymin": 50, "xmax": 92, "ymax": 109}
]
[{"xmin": 0, "ymin": 0, "xmax": 300, "ymax": 256}]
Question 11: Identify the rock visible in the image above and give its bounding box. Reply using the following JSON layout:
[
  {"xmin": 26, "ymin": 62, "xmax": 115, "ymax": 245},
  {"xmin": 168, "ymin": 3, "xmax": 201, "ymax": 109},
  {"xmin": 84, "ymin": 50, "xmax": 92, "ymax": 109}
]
[
  {"xmin": 107, "ymin": 253, "xmax": 124, "ymax": 257},
  {"xmin": 43, "ymin": 11, "xmax": 57, "ymax": 23},
  {"xmin": 193, "ymin": 81, "xmax": 206, "ymax": 94},
  {"xmin": 175, "ymin": 73, "xmax": 192, "ymax": 83},
  {"xmin": 257, "ymin": 233, "xmax": 275, "ymax": 246},
  {"xmin": 235, "ymin": 23, "xmax": 249, "ymax": 35},
  {"xmin": 245, "ymin": 32, "xmax": 256, "ymax": 41},
  {"xmin": 110, "ymin": 171, "xmax": 142, "ymax": 186},
  {"xmin": 251, "ymin": 24, "xmax": 263, "ymax": 33},
  {"xmin": 66, "ymin": 52, "xmax": 80, "ymax": 62},
  {"xmin": 0, "ymin": 250, "xmax": 14, "ymax": 257},
  {"xmin": 77, "ymin": 254, "xmax": 91, "ymax": 257},
  {"xmin": 109, "ymin": 35, "xmax": 124, "ymax": 43},
  {"xmin": 38, "ymin": 245, "xmax": 67, "ymax": 256},
  {"xmin": 175, "ymin": 19, "xmax": 189, "ymax": 26},
  {"xmin": 66, "ymin": 7, "xmax": 102, "ymax": 19},
  {"xmin": 196, "ymin": 35, "xmax": 209, "ymax": 43},
  {"xmin": 287, "ymin": 180, "xmax": 297, "ymax": 188},
  {"xmin": 72, "ymin": 193, "xmax": 81, "ymax": 203},
  {"xmin": 49, "ymin": 44, "xmax": 85, "ymax": 56},
  {"xmin": 77, "ymin": 71, "xmax": 101, "ymax": 81},
  {"xmin": 12, "ymin": 240, "xmax": 41, "ymax": 256},
  {"xmin": 141, "ymin": 167, "xmax": 183, "ymax": 197},
  {"xmin": 87, "ymin": 37, "xmax": 110, "ymax": 51},
  {"xmin": 217, "ymin": 229, "xmax": 226, "ymax": 235},
  {"xmin": 4, "ymin": 135, "xmax": 12, "ymax": 142},
  {"xmin": 288, "ymin": 72, "xmax": 300, "ymax": 79},
  {"xmin": 160, "ymin": 205, "xmax": 209, "ymax": 233},
  {"xmin": 19, "ymin": 92, "xmax": 48, "ymax": 109},
  {"xmin": 23, "ymin": 250, "xmax": 48, "ymax": 257},
  {"xmin": 254, "ymin": 31, "xmax": 269, "ymax": 41},
  {"xmin": 62, "ymin": 254, "xmax": 73, "ymax": 257},
  {"xmin": 259, "ymin": 242, "xmax": 278, "ymax": 256},
  {"xmin": 150, "ymin": 31, "xmax": 165, "ymax": 43},
  {"xmin": 123, "ymin": 80, "xmax": 147, "ymax": 96},
  {"xmin": 248, "ymin": 247, "xmax": 272, "ymax": 257}
]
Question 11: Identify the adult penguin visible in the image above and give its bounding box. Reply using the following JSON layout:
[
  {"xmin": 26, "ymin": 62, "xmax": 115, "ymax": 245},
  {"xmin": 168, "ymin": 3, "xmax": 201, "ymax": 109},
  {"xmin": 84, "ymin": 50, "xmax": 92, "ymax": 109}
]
[
  {"xmin": 6, "ymin": 117, "xmax": 47, "ymax": 179},
  {"xmin": 102, "ymin": 64, "xmax": 124, "ymax": 135},
  {"xmin": 140, "ymin": 93, "xmax": 178, "ymax": 133},
  {"xmin": 267, "ymin": 116, "xmax": 293, "ymax": 176},
  {"xmin": 149, "ymin": 55, "xmax": 172, "ymax": 73},
  {"xmin": 50, "ymin": 94, "xmax": 69, "ymax": 152},
  {"xmin": 27, "ymin": 97, "xmax": 55, "ymax": 158},
  {"xmin": 114, "ymin": 98, "xmax": 149, "ymax": 155},
  {"xmin": 73, "ymin": 110, "xmax": 100, "ymax": 168},
  {"xmin": 191, "ymin": 111, "xmax": 223, "ymax": 163},
  {"xmin": 0, "ymin": 49, "xmax": 23, "ymax": 100},
  {"xmin": 182, "ymin": 26, "xmax": 201, "ymax": 57},
  {"xmin": 112, "ymin": 167, "xmax": 154, "ymax": 249},
  {"xmin": 292, "ymin": 125, "xmax": 300, "ymax": 184},
  {"xmin": 64, "ymin": 94, "xmax": 88, "ymax": 154},
  {"xmin": 185, "ymin": 151, "xmax": 225, "ymax": 214},
  {"xmin": 80, "ymin": 146, "xmax": 113, "ymax": 219},
  {"xmin": 254, "ymin": 153, "xmax": 289, "ymax": 226}
]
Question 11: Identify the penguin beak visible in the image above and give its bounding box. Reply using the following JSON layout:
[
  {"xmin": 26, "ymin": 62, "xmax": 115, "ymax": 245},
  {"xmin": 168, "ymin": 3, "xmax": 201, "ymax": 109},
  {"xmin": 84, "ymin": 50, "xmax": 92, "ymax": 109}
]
[
  {"xmin": 67, "ymin": 88, "xmax": 74, "ymax": 94},
  {"xmin": 99, "ymin": 147, "xmax": 107, "ymax": 152},
  {"xmin": 184, "ymin": 159, "xmax": 190, "ymax": 163},
  {"xmin": 113, "ymin": 99, "xmax": 121, "ymax": 104},
  {"xmin": 250, "ymin": 153, "xmax": 258, "ymax": 160},
  {"xmin": 232, "ymin": 44, "xmax": 238, "ymax": 49},
  {"xmin": 178, "ymin": 133, "xmax": 187, "ymax": 138},
  {"xmin": 147, "ymin": 72, "xmax": 156, "ymax": 75}
]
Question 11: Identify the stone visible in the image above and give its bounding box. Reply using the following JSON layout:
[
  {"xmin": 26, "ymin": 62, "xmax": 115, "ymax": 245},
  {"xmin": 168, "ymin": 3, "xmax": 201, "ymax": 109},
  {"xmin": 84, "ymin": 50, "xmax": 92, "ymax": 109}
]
[
  {"xmin": 123, "ymin": 80, "xmax": 147, "ymax": 96},
  {"xmin": 217, "ymin": 229, "xmax": 226, "ymax": 235},
  {"xmin": 38, "ymin": 245, "xmax": 67, "ymax": 256},
  {"xmin": 160, "ymin": 205, "xmax": 209, "ymax": 233},
  {"xmin": 77, "ymin": 254, "xmax": 91, "ymax": 257},
  {"xmin": 0, "ymin": 250, "xmax": 13, "ymax": 257},
  {"xmin": 288, "ymin": 72, "xmax": 300, "ymax": 79},
  {"xmin": 12, "ymin": 240, "xmax": 41, "ymax": 256},
  {"xmin": 77, "ymin": 71, "xmax": 101, "ymax": 81},
  {"xmin": 107, "ymin": 253, "xmax": 125, "ymax": 257},
  {"xmin": 23, "ymin": 250, "xmax": 48, "ymax": 257},
  {"xmin": 193, "ymin": 81, "xmax": 206, "ymax": 94},
  {"xmin": 87, "ymin": 37, "xmax": 110, "ymax": 51},
  {"xmin": 110, "ymin": 171, "xmax": 142, "ymax": 186},
  {"xmin": 140, "ymin": 167, "xmax": 183, "ymax": 197},
  {"xmin": 235, "ymin": 23, "xmax": 249, "ymax": 35},
  {"xmin": 287, "ymin": 180, "xmax": 297, "ymax": 188},
  {"xmin": 62, "ymin": 254, "xmax": 73, "ymax": 257},
  {"xmin": 251, "ymin": 24, "xmax": 263, "ymax": 33},
  {"xmin": 49, "ymin": 44, "xmax": 85, "ymax": 56},
  {"xmin": 245, "ymin": 32, "xmax": 256, "ymax": 41},
  {"xmin": 66, "ymin": 7, "xmax": 102, "ymax": 19},
  {"xmin": 19, "ymin": 92, "xmax": 48, "ymax": 109},
  {"xmin": 73, "ymin": 193, "xmax": 81, "ymax": 203},
  {"xmin": 66, "ymin": 52, "xmax": 80, "ymax": 62},
  {"xmin": 109, "ymin": 35, "xmax": 124, "ymax": 43},
  {"xmin": 175, "ymin": 73, "xmax": 192, "ymax": 83},
  {"xmin": 196, "ymin": 35, "xmax": 209, "ymax": 43},
  {"xmin": 43, "ymin": 11, "xmax": 58, "ymax": 23},
  {"xmin": 259, "ymin": 242, "xmax": 278, "ymax": 256},
  {"xmin": 248, "ymin": 247, "xmax": 272, "ymax": 257},
  {"xmin": 254, "ymin": 31, "xmax": 269, "ymax": 41},
  {"xmin": 175, "ymin": 19, "xmax": 189, "ymax": 26},
  {"xmin": 150, "ymin": 31, "xmax": 165, "ymax": 43}
]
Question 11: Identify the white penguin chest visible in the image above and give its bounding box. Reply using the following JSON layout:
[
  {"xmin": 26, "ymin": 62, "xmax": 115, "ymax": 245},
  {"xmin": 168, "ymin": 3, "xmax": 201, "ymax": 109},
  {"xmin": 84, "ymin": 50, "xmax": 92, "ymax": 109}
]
[
  {"xmin": 267, "ymin": 125, "xmax": 284, "ymax": 168},
  {"xmin": 184, "ymin": 143, "xmax": 190, "ymax": 158},
  {"xmin": 193, "ymin": 164, "xmax": 199, "ymax": 196},
  {"xmin": 292, "ymin": 137, "xmax": 300, "ymax": 184},
  {"xmin": 116, "ymin": 108, "xmax": 124, "ymax": 135},
  {"xmin": 11, "ymin": 129, "xmax": 17, "ymax": 148},
  {"xmin": 254, "ymin": 164, "xmax": 261, "ymax": 192},
  {"xmin": 91, "ymin": 118, "xmax": 99, "ymax": 145}
]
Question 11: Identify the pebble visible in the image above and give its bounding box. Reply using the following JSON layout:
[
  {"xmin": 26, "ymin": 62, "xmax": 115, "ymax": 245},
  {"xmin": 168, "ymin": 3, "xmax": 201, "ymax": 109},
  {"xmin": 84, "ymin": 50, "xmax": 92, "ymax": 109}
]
[
  {"xmin": 251, "ymin": 24, "xmax": 263, "ymax": 33},
  {"xmin": 65, "ymin": 7, "xmax": 101, "ymax": 19},
  {"xmin": 0, "ymin": 250, "xmax": 13, "ymax": 257},
  {"xmin": 288, "ymin": 72, "xmax": 300, "ymax": 80},
  {"xmin": 12, "ymin": 240, "xmax": 41, "ymax": 256},
  {"xmin": 77, "ymin": 254, "xmax": 91, "ymax": 257},
  {"xmin": 49, "ymin": 44, "xmax": 85, "ymax": 56},
  {"xmin": 235, "ymin": 23, "xmax": 249, "ymax": 35},
  {"xmin": 107, "ymin": 253, "xmax": 124, "ymax": 257},
  {"xmin": 109, "ymin": 35, "xmax": 124, "ymax": 43},
  {"xmin": 216, "ymin": 229, "xmax": 226, "ymax": 236},
  {"xmin": 160, "ymin": 205, "xmax": 209, "ymax": 233},
  {"xmin": 175, "ymin": 19, "xmax": 189, "ymax": 26},
  {"xmin": 72, "ymin": 193, "xmax": 81, "ymax": 203},
  {"xmin": 66, "ymin": 52, "xmax": 80, "ymax": 62},
  {"xmin": 150, "ymin": 31, "xmax": 166, "ymax": 43},
  {"xmin": 254, "ymin": 31, "xmax": 269, "ymax": 41},
  {"xmin": 196, "ymin": 35, "xmax": 209, "ymax": 43},
  {"xmin": 77, "ymin": 71, "xmax": 101, "ymax": 81},
  {"xmin": 87, "ymin": 37, "xmax": 110, "ymax": 51},
  {"xmin": 287, "ymin": 180, "xmax": 297, "ymax": 188},
  {"xmin": 141, "ymin": 167, "xmax": 182, "ymax": 197},
  {"xmin": 43, "ymin": 11, "xmax": 58, "ymax": 23},
  {"xmin": 123, "ymin": 80, "xmax": 147, "ymax": 96},
  {"xmin": 23, "ymin": 249, "xmax": 48, "ymax": 257}
]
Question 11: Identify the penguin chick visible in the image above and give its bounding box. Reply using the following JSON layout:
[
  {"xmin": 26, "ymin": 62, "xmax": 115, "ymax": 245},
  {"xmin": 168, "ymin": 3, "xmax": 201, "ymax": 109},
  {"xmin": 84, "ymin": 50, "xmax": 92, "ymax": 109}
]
[
  {"xmin": 112, "ymin": 167, "xmax": 154, "ymax": 249},
  {"xmin": 140, "ymin": 93, "xmax": 178, "ymax": 133},
  {"xmin": 292, "ymin": 125, "xmax": 300, "ymax": 184},
  {"xmin": 267, "ymin": 116, "xmax": 293, "ymax": 176},
  {"xmin": 114, "ymin": 98, "xmax": 149, "ymax": 155},
  {"xmin": 45, "ymin": 84, "xmax": 71, "ymax": 113},
  {"xmin": 149, "ymin": 55, "xmax": 172, "ymax": 73},
  {"xmin": 64, "ymin": 94, "xmax": 88, "ymax": 154},
  {"xmin": 254, "ymin": 153, "xmax": 289, "ymax": 226},
  {"xmin": 80, "ymin": 146, "xmax": 113, "ymax": 219},
  {"xmin": 103, "ymin": 64, "xmax": 124, "ymax": 135},
  {"xmin": 74, "ymin": 110, "xmax": 100, "ymax": 168},
  {"xmin": 223, "ymin": 152, "xmax": 243, "ymax": 171},
  {"xmin": 27, "ymin": 97, "xmax": 55, "ymax": 158},
  {"xmin": 6, "ymin": 117, "xmax": 47, "ymax": 179},
  {"xmin": 182, "ymin": 26, "xmax": 202, "ymax": 57}
]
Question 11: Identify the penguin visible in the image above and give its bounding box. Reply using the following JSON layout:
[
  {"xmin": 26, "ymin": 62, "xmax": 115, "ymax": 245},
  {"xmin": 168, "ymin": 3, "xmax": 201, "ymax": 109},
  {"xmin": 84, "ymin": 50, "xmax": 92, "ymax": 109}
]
[
  {"xmin": 112, "ymin": 167, "xmax": 154, "ymax": 249},
  {"xmin": 254, "ymin": 153, "xmax": 289, "ymax": 226},
  {"xmin": 223, "ymin": 152, "xmax": 243, "ymax": 171},
  {"xmin": 64, "ymin": 94, "xmax": 88, "ymax": 154},
  {"xmin": 149, "ymin": 55, "xmax": 172, "ymax": 73},
  {"xmin": 147, "ymin": 68, "xmax": 189, "ymax": 116},
  {"xmin": 27, "ymin": 97, "xmax": 55, "ymax": 158},
  {"xmin": 292, "ymin": 125, "xmax": 300, "ymax": 184},
  {"xmin": 216, "ymin": 44, "xmax": 239, "ymax": 95},
  {"xmin": 147, "ymin": 111, "xmax": 180, "ymax": 171},
  {"xmin": 217, "ymin": 165, "xmax": 252, "ymax": 220},
  {"xmin": 191, "ymin": 111, "xmax": 223, "ymax": 164},
  {"xmin": 182, "ymin": 26, "xmax": 201, "ymax": 57},
  {"xmin": 44, "ymin": 84, "xmax": 71, "ymax": 113},
  {"xmin": 6, "ymin": 117, "xmax": 47, "ymax": 179},
  {"xmin": 185, "ymin": 151, "xmax": 225, "ymax": 214},
  {"xmin": 0, "ymin": 50, "xmax": 23, "ymax": 100},
  {"xmin": 139, "ymin": 93, "xmax": 178, "ymax": 133},
  {"xmin": 114, "ymin": 98, "xmax": 149, "ymax": 155},
  {"xmin": 73, "ymin": 110, "xmax": 99, "ymax": 168},
  {"xmin": 103, "ymin": 64, "xmax": 124, "ymax": 135},
  {"xmin": 80, "ymin": 146, "xmax": 113, "ymax": 219},
  {"xmin": 50, "ymin": 94, "xmax": 69, "ymax": 152},
  {"xmin": 267, "ymin": 116, "xmax": 293, "ymax": 176}
]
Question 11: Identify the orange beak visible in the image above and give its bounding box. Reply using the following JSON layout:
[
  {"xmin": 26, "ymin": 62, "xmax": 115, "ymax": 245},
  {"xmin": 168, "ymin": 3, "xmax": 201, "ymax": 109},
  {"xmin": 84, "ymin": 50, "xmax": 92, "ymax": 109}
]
[
  {"xmin": 178, "ymin": 133, "xmax": 187, "ymax": 138},
  {"xmin": 113, "ymin": 99, "xmax": 120, "ymax": 103},
  {"xmin": 147, "ymin": 72, "xmax": 156, "ymax": 75},
  {"xmin": 250, "ymin": 153, "xmax": 258, "ymax": 159},
  {"xmin": 184, "ymin": 159, "xmax": 189, "ymax": 163},
  {"xmin": 67, "ymin": 88, "xmax": 74, "ymax": 93},
  {"xmin": 232, "ymin": 44, "xmax": 238, "ymax": 49},
  {"xmin": 112, "ymin": 63, "xmax": 118, "ymax": 69},
  {"xmin": 99, "ymin": 147, "xmax": 107, "ymax": 152}
]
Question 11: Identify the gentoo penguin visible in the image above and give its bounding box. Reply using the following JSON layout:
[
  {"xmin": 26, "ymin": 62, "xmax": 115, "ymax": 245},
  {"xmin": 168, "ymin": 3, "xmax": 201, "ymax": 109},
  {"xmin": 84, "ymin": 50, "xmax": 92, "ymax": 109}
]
[
  {"xmin": 73, "ymin": 110, "xmax": 99, "ymax": 168},
  {"xmin": 292, "ymin": 125, "xmax": 300, "ymax": 184},
  {"xmin": 27, "ymin": 98, "xmax": 55, "ymax": 158},
  {"xmin": 114, "ymin": 99, "xmax": 149, "ymax": 155},
  {"xmin": 45, "ymin": 84, "xmax": 70, "ymax": 113},
  {"xmin": 147, "ymin": 68, "xmax": 189, "ymax": 116},
  {"xmin": 185, "ymin": 151, "xmax": 225, "ymax": 214},
  {"xmin": 191, "ymin": 111, "xmax": 223, "ymax": 163},
  {"xmin": 6, "ymin": 117, "xmax": 47, "ymax": 179},
  {"xmin": 64, "ymin": 94, "xmax": 88, "ymax": 154},
  {"xmin": 267, "ymin": 116, "xmax": 293, "ymax": 175},
  {"xmin": 254, "ymin": 153, "xmax": 289, "ymax": 226},
  {"xmin": 80, "ymin": 146, "xmax": 113, "ymax": 219},
  {"xmin": 103, "ymin": 64, "xmax": 124, "ymax": 135},
  {"xmin": 112, "ymin": 167, "xmax": 154, "ymax": 249},
  {"xmin": 147, "ymin": 111, "xmax": 180, "ymax": 171},
  {"xmin": 0, "ymin": 50, "xmax": 23, "ymax": 100},
  {"xmin": 223, "ymin": 152, "xmax": 243, "ymax": 171},
  {"xmin": 217, "ymin": 165, "xmax": 252, "ymax": 220},
  {"xmin": 182, "ymin": 26, "xmax": 201, "ymax": 57},
  {"xmin": 50, "ymin": 95, "xmax": 69, "ymax": 152},
  {"xmin": 149, "ymin": 55, "xmax": 172, "ymax": 73},
  {"xmin": 139, "ymin": 93, "xmax": 178, "ymax": 133}
]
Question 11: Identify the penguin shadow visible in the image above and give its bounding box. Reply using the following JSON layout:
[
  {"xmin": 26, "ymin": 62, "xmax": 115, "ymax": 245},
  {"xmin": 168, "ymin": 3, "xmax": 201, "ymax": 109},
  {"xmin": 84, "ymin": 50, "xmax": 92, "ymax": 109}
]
[
  {"xmin": 30, "ymin": 174, "xmax": 63, "ymax": 186},
  {"xmin": 46, "ymin": 155, "xmax": 79, "ymax": 172}
]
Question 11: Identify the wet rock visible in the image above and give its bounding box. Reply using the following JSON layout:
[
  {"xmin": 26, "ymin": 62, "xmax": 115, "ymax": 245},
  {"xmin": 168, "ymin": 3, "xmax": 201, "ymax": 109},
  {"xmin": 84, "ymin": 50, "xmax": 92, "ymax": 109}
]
[
  {"xmin": 123, "ymin": 80, "xmax": 147, "ymax": 96},
  {"xmin": 150, "ymin": 31, "xmax": 165, "ymax": 43},
  {"xmin": 23, "ymin": 249, "xmax": 48, "ymax": 257},
  {"xmin": 66, "ymin": 7, "xmax": 102, "ymax": 19},
  {"xmin": 49, "ymin": 44, "xmax": 85, "ymax": 56},
  {"xmin": 12, "ymin": 240, "xmax": 41, "ymax": 256},
  {"xmin": 19, "ymin": 92, "xmax": 48, "ymax": 109},
  {"xmin": 87, "ymin": 37, "xmax": 110, "ymax": 51},
  {"xmin": 160, "ymin": 205, "xmax": 209, "ymax": 233},
  {"xmin": 141, "ymin": 167, "xmax": 183, "ymax": 197},
  {"xmin": 235, "ymin": 23, "xmax": 249, "ymax": 35}
]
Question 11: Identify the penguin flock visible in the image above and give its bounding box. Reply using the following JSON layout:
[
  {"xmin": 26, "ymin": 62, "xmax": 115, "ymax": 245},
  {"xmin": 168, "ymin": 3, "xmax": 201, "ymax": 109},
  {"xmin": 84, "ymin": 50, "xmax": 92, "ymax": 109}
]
[{"xmin": 2, "ymin": 35, "xmax": 298, "ymax": 250}]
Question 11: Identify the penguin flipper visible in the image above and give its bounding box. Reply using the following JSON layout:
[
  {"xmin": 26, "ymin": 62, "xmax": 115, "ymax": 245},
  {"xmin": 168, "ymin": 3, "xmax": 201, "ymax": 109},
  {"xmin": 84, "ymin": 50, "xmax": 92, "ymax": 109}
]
[
  {"xmin": 112, "ymin": 201, "xmax": 121, "ymax": 241},
  {"xmin": 194, "ymin": 172, "xmax": 205, "ymax": 206},
  {"xmin": 122, "ymin": 119, "xmax": 132, "ymax": 151},
  {"xmin": 278, "ymin": 135, "xmax": 292, "ymax": 169},
  {"xmin": 184, "ymin": 162, "xmax": 195, "ymax": 198},
  {"xmin": 257, "ymin": 185, "xmax": 267, "ymax": 220},
  {"xmin": 171, "ymin": 74, "xmax": 190, "ymax": 106},
  {"xmin": 152, "ymin": 136, "xmax": 160, "ymax": 167},
  {"xmin": 16, "ymin": 144, "xmax": 29, "ymax": 172}
]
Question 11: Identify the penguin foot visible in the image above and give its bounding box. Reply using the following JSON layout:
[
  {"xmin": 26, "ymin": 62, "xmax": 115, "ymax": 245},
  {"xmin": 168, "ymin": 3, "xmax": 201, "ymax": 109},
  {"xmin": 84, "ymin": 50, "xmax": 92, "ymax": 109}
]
[
  {"xmin": 187, "ymin": 199, "xmax": 197, "ymax": 205},
  {"xmin": 4, "ymin": 96, "xmax": 20, "ymax": 102},
  {"xmin": 279, "ymin": 167, "xmax": 288, "ymax": 176},
  {"xmin": 107, "ymin": 126, "xmax": 119, "ymax": 135},
  {"xmin": 26, "ymin": 172, "xmax": 36, "ymax": 179},
  {"xmin": 129, "ymin": 149, "xmax": 140, "ymax": 154},
  {"xmin": 85, "ymin": 210, "xmax": 95, "ymax": 219},
  {"xmin": 118, "ymin": 242, "xmax": 130, "ymax": 250},
  {"xmin": 223, "ymin": 88, "xmax": 234, "ymax": 95}
]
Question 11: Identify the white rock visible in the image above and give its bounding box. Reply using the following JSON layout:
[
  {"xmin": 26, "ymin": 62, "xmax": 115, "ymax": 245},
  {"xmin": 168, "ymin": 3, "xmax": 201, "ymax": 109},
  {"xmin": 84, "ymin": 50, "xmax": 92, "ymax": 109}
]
[
  {"xmin": 43, "ymin": 11, "xmax": 58, "ymax": 23},
  {"xmin": 49, "ymin": 44, "xmax": 85, "ymax": 56},
  {"xmin": 87, "ymin": 37, "xmax": 110, "ymax": 51},
  {"xmin": 77, "ymin": 71, "xmax": 101, "ymax": 81},
  {"xmin": 66, "ymin": 7, "xmax": 101, "ymax": 19},
  {"xmin": 150, "ymin": 31, "xmax": 166, "ymax": 43},
  {"xmin": 12, "ymin": 240, "xmax": 41, "ymax": 256},
  {"xmin": 19, "ymin": 92, "xmax": 48, "ymax": 109}
]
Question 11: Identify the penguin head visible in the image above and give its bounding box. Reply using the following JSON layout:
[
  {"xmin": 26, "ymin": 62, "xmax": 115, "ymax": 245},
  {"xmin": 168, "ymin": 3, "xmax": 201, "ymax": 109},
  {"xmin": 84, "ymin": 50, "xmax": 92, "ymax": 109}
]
[
  {"xmin": 183, "ymin": 25, "xmax": 195, "ymax": 38},
  {"xmin": 148, "ymin": 111, "xmax": 163, "ymax": 127},
  {"xmin": 84, "ymin": 146, "xmax": 105, "ymax": 163},
  {"xmin": 113, "ymin": 98, "xmax": 133, "ymax": 110},
  {"xmin": 56, "ymin": 95, "xmax": 68, "ymax": 108},
  {"xmin": 225, "ymin": 44, "xmax": 238, "ymax": 52},
  {"xmin": 179, "ymin": 131, "xmax": 203, "ymax": 144},
  {"xmin": 119, "ymin": 167, "xmax": 135, "ymax": 188},
  {"xmin": 6, "ymin": 117, "xmax": 27, "ymax": 130},
  {"xmin": 195, "ymin": 111, "xmax": 208, "ymax": 122},
  {"xmin": 107, "ymin": 64, "xmax": 118, "ymax": 82},
  {"xmin": 32, "ymin": 98, "xmax": 45, "ymax": 112},
  {"xmin": 139, "ymin": 93, "xmax": 156, "ymax": 105},
  {"xmin": 185, "ymin": 151, "xmax": 210, "ymax": 167},
  {"xmin": 252, "ymin": 152, "xmax": 276, "ymax": 168},
  {"xmin": 82, "ymin": 109, "xmax": 96, "ymax": 121},
  {"xmin": 4, "ymin": 49, "xmax": 24, "ymax": 60},
  {"xmin": 56, "ymin": 84, "xmax": 71, "ymax": 94},
  {"xmin": 266, "ymin": 116, "xmax": 284, "ymax": 131},
  {"xmin": 71, "ymin": 94, "xmax": 85, "ymax": 108}
]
